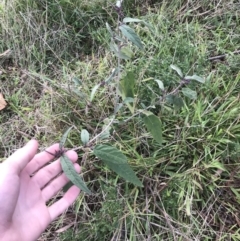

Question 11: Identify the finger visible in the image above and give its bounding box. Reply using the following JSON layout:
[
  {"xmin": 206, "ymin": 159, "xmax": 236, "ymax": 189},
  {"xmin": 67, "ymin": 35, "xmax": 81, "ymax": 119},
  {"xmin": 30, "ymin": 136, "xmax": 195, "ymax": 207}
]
[
  {"xmin": 42, "ymin": 163, "xmax": 81, "ymax": 202},
  {"xmin": 32, "ymin": 150, "xmax": 78, "ymax": 189},
  {"xmin": 25, "ymin": 143, "xmax": 61, "ymax": 175},
  {"xmin": 4, "ymin": 140, "xmax": 38, "ymax": 175},
  {"xmin": 48, "ymin": 185, "xmax": 81, "ymax": 221}
]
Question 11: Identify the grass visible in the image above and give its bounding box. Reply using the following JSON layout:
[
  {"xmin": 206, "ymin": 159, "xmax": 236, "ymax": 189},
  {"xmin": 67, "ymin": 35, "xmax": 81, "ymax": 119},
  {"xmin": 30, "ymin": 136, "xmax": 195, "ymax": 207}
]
[{"xmin": 1, "ymin": 0, "xmax": 240, "ymax": 240}]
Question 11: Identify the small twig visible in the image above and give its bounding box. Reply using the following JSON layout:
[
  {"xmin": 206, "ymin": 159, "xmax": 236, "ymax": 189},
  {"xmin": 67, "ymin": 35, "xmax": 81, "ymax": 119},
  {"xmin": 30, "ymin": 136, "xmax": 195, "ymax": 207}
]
[
  {"xmin": 208, "ymin": 50, "xmax": 240, "ymax": 61},
  {"xmin": 168, "ymin": 78, "xmax": 190, "ymax": 95},
  {"xmin": 123, "ymin": 105, "xmax": 154, "ymax": 123},
  {"xmin": 45, "ymin": 149, "xmax": 66, "ymax": 159},
  {"xmin": 114, "ymin": 6, "xmax": 123, "ymax": 114}
]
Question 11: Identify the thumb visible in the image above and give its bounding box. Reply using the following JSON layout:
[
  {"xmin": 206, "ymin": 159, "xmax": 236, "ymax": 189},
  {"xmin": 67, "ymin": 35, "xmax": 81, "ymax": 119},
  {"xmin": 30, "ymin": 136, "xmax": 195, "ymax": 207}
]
[{"xmin": 3, "ymin": 140, "xmax": 39, "ymax": 175}]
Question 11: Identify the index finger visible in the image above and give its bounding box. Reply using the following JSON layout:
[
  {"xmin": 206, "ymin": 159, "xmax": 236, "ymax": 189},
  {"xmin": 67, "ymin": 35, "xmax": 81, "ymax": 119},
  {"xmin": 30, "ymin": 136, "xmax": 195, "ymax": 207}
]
[{"xmin": 25, "ymin": 143, "xmax": 61, "ymax": 175}]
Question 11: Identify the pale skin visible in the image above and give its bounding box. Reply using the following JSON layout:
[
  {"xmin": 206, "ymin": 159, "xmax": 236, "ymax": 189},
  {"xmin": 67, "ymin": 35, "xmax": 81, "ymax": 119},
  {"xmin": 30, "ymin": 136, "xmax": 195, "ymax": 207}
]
[{"xmin": 0, "ymin": 140, "xmax": 81, "ymax": 241}]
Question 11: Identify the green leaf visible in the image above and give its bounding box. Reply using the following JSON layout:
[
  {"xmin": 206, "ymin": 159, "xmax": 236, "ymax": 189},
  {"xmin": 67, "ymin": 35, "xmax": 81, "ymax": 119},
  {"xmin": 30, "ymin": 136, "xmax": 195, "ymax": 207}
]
[
  {"xmin": 119, "ymin": 71, "xmax": 136, "ymax": 113},
  {"xmin": 182, "ymin": 87, "xmax": 197, "ymax": 100},
  {"xmin": 99, "ymin": 118, "xmax": 113, "ymax": 140},
  {"xmin": 114, "ymin": 97, "xmax": 135, "ymax": 114},
  {"xmin": 204, "ymin": 160, "xmax": 226, "ymax": 171},
  {"xmin": 206, "ymin": 73, "xmax": 212, "ymax": 82},
  {"xmin": 114, "ymin": 34, "xmax": 127, "ymax": 43},
  {"xmin": 139, "ymin": 109, "xmax": 154, "ymax": 116},
  {"xmin": 121, "ymin": 46, "xmax": 133, "ymax": 59},
  {"xmin": 142, "ymin": 22, "xmax": 154, "ymax": 31},
  {"xmin": 122, "ymin": 17, "xmax": 154, "ymax": 31},
  {"xmin": 90, "ymin": 84, "xmax": 100, "ymax": 102},
  {"xmin": 173, "ymin": 96, "xmax": 184, "ymax": 109},
  {"xmin": 154, "ymin": 79, "xmax": 164, "ymax": 91},
  {"xmin": 81, "ymin": 129, "xmax": 90, "ymax": 145},
  {"xmin": 93, "ymin": 145, "xmax": 143, "ymax": 187},
  {"xmin": 73, "ymin": 89, "xmax": 87, "ymax": 98},
  {"xmin": 185, "ymin": 75, "xmax": 205, "ymax": 83},
  {"xmin": 170, "ymin": 64, "xmax": 183, "ymax": 78},
  {"xmin": 123, "ymin": 97, "xmax": 134, "ymax": 104},
  {"xmin": 143, "ymin": 114, "xmax": 162, "ymax": 144},
  {"xmin": 99, "ymin": 125, "xmax": 111, "ymax": 140},
  {"xmin": 60, "ymin": 127, "xmax": 73, "ymax": 149},
  {"xmin": 123, "ymin": 17, "xmax": 143, "ymax": 23},
  {"xmin": 119, "ymin": 25, "xmax": 144, "ymax": 50},
  {"xmin": 120, "ymin": 71, "xmax": 135, "ymax": 98},
  {"xmin": 104, "ymin": 68, "xmax": 120, "ymax": 85},
  {"xmin": 110, "ymin": 42, "xmax": 130, "ymax": 60},
  {"xmin": 63, "ymin": 181, "xmax": 73, "ymax": 193},
  {"xmin": 166, "ymin": 94, "xmax": 184, "ymax": 109},
  {"xmin": 99, "ymin": 116, "xmax": 115, "ymax": 140},
  {"xmin": 106, "ymin": 22, "xmax": 114, "ymax": 36},
  {"xmin": 60, "ymin": 155, "xmax": 91, "ymax": 194},
  {"xmin": 114, "ymin": 103, "xmax": 123, "ymax": 114},
  {"xmin": 72, "ymin": 77, "xmax": 82, "ymax": 86}
]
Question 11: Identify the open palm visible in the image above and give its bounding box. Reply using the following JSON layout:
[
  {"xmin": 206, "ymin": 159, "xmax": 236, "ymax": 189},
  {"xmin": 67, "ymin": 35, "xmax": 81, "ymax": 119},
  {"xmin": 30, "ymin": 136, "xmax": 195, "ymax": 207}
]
[{"xmin": 0, "ymin": 140, "xmax": 80, "ymax": 241}]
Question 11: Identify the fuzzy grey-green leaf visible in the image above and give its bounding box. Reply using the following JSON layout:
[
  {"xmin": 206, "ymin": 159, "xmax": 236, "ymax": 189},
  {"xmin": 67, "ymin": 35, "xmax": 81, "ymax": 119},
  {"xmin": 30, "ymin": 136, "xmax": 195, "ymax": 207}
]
[
  {"xmin": 110, "ymin": 42, "xmax": 130, "ymax": 60},
  {"xmin": 185, "ymin": 75, "xmax": 205, "ymax": 83},
  {"xmin": 119, "ymin": 25, "xmax": 144, "ymax": 50},
  {"xmin": 119, "ymin": 72, "xmax": 136, "ymax": 113},
  {"xmin": 114, "ymin": 34, "xmax": 127, "ymax": 43},
  {"xmin": 123, "ymin": 17, "xmax": 143, "ymax": 23},
  {"xmin": 81, "ymin": 129, "xmax": 90, "ymax": 145},
  {"xmin": 166, "ymin": 94, "xmax": 184, "ymax": 109},
  {"xmin": 90, "ymin": 84, "xmax": 100, "ymax": 102},
  {"xmin": 154, "ymin": 79, "xmax": 164, "ymax": 91},
  {"xmin": 93, "ymin": 145, "xmax": 143, "ymax": 187},
  {"xmin": 170, "ymin": 64, "xmax": 183, "ymax": 78},
  {"xmin": 60, "ymin": 155, "xmax": 91, "ymax": 194},
  {"xmin": 104, "ymin": 68, "xmax": 120, "ymax": 85},
  {"xmin": 60, "ymin": 127, "xmax": 73, "ymax": 149},
  {"xmin": 106, "ymin": 22, "xmax": 114, "ymax": 36},
  {"xmin": 182, "ymin": 88, "xmax": 197, "ymax": 100},
  {"xmin": 122, "ymin": 17, "xmax": 154, "ymax": 31}
]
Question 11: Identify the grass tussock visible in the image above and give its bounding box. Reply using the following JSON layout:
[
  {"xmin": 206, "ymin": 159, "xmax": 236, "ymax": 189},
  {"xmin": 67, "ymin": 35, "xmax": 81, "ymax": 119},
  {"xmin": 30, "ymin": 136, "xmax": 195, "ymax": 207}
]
[{"xmin": 1, "ymin": 0, "xmax": 240, "ymax": 240}]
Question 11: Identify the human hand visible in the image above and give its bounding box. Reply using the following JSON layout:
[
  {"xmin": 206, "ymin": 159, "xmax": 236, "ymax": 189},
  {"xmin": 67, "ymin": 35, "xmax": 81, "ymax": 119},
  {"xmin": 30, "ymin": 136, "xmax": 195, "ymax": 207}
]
[{"xmin": 0, "ymin": 140, "xmax": 81, "ymax": 241}]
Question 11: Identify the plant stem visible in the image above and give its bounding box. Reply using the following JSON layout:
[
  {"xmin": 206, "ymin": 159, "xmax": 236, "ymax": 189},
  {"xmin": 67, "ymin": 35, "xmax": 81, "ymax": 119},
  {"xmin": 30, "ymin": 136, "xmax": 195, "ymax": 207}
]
[
  {"xmin": 114, "ymin": 14, "xmax": 122, "ymax": 114},
  {"xmin": 208, "ymin": 49, "xmax": 240, "ymax": 61}
]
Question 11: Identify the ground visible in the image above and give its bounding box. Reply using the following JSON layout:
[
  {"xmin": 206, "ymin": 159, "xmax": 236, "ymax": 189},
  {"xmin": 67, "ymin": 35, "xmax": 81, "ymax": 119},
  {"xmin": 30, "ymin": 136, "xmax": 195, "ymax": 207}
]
[{"xmin": 0, "ymin": 0, "xmax": 240, "ymax": 240}]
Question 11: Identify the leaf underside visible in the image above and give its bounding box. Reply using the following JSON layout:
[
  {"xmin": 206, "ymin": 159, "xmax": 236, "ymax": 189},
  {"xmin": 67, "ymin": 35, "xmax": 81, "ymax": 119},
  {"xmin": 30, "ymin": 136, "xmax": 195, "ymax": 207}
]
[
  {"xmin": 81, "ymin": 129, "xmax": 90, "ymax": 145},
  {"xmin": 182, "ymin": 87, "xmax": 197, "ymax": 100},
  {"xmin": 60, "ymin": 127, "xmax": 73, "ymax": 149},
  {"xmin": 166, "ymin": 94, "xmax": 184, "ymax": 109},
  {"xmin": 60, "ymin": 155, "xmax": 91, "ymax": 194},
  {"xmin": 119, "ymin": 25, "xmax": 144, "ymax": 50}
]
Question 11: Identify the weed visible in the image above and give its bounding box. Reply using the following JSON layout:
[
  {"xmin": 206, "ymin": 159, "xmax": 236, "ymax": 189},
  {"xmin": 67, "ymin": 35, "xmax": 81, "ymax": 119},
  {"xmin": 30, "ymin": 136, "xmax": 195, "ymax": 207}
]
[{"xmin": 1, "ymin": 0, "xmax": 240, "ymax": 240}]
